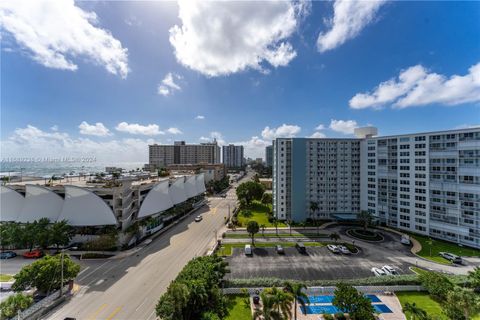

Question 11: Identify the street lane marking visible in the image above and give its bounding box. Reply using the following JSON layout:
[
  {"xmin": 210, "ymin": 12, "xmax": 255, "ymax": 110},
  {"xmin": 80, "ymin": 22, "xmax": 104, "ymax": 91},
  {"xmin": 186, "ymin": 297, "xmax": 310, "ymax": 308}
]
[
  {"xmin": 77, "ymin": 266, "xmax": 90, "ymax": 276},
  {"xmin": 135, "ymin": 298, "xmax": 147, "ymax": 311},
  {"xmin": 105, "ymin": 306, "xmax": 122, "ymax": 320},
  {"xmin": 78, "ymin": 260, "xmax": 111, "ymax": 281},
  {"xmin": 87, "ymin": 303, "xmax": 107, "ymax": 320}
]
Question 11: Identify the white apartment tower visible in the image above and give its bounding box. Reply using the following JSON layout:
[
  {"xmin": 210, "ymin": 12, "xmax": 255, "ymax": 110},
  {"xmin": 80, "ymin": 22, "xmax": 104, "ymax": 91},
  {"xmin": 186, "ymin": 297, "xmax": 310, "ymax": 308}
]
[
  {"xmin": 222, "ymin": 144, "xmax": 244, "ymax": 169},
  {"xmin": 273, "ymin": 127, "xmax": 480, "ymax": 248}
]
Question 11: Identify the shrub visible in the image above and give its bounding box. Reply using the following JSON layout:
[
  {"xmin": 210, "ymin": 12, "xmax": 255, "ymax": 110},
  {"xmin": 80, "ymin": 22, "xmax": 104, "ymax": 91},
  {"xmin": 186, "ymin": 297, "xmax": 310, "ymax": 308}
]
[
  {"xmin": 83, "ymin": 234, "xmax": 118, "ymax": 251},
  {"xmin": 323, "ymin": 315, "xmax": 334, "ymax": 320}
]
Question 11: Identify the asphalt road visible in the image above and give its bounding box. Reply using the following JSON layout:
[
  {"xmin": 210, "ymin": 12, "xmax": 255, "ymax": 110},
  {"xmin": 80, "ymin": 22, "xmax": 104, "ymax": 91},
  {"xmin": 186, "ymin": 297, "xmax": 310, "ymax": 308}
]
[{"xmin": 43, "ymin": 175, "xmax": 248, "ymax": 320}]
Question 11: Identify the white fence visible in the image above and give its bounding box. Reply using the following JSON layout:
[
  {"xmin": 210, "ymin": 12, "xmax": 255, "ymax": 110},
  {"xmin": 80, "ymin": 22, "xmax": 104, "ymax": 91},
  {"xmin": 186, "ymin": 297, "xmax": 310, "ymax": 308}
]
[{"xmin": 222, "ymin": 285, "xmax": 424, "ymax": 295}]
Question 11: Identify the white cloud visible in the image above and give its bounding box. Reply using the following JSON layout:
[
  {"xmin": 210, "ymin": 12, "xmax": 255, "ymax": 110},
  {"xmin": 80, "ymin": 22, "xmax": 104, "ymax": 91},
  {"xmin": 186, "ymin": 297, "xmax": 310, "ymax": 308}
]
[
  {"xmin": 158, "ymin": 72, "xmax": 182, "ymax": 96},
  {"xmin": 78, "ymin": 121, "xmax": 111, "ymax": 136},
  {"xmin": 309, "ymin": 132, "xmax": 326, "ymax": 138},
  {"xmin": 0, "ymin": 0, "xmax": 129, "ymax": 78},
  {"xmin": 50, "ymin": 125, "xmax": 59, "ymax": 131},
  {"xmin": 314, "ymin": 124, "xmax": 325, "ymax": 130},
  {"xmin": 317, "ymin": 0, "xmax": 385, "ymax": 53},
  {"xmin": 230, "ymin": 136, "xmax": 270, "ymax": 160},
  {"xmin": 200, "ymin": 131, "xmax": 226, "ymax": 145},
  {"xmin": 166, "ymin": 127, "xmax": 183, "ymax": 135},
  {"xmin": 195, "ymin": 115, "xmax": 205, "ymax": 120},
  {"xmin": 169, "ymin": 0, "xmax": 307, "ymax": 76},
  {"xmin": 115, "ymin": 122, "xmax": 164, "ymax": 136},
  {"xmin": 329, "ymin": 119, "xmax": 357, "ymax": 134},
  {"xmin": 350, "ymin": 62, "xmax": 480, "ymax": 109},
  {"xmin": 261, "ymin": 124, "xmax": 301, "ymax": 140},
  {"xmin": 2, "ymin": 125, "xmax": 153, "ymax": 162}
]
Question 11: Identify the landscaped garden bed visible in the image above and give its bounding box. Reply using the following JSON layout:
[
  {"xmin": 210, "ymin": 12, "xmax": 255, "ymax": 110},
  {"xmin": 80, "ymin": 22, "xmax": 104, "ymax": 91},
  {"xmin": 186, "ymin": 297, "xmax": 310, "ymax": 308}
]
[{"xmin": 346, "ymin": 228, "xmax": 384, "ymax": 242}]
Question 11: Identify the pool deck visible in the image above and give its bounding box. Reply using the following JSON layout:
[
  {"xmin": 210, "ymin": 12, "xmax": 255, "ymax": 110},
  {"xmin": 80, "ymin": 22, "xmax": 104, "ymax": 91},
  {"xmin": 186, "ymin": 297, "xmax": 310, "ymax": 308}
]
[{"xmin": 294, "ymin": 294, "xmax": 406, "ymax": 320}]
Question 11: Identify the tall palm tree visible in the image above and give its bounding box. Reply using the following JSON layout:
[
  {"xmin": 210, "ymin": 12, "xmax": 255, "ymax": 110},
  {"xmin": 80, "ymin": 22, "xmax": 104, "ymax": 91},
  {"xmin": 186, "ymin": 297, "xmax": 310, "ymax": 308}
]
[
  {"xmin": 256, "ymin": 292, "xmax": 283, "ymax": 320},
  {"xmin": 403, "ymin": 302, "xmax": 427, "ymax": 320},
  {"xmin": 309, "ymin": 201, "xmax": 319, "ymax": 234},
  {"xmin": 260, "ymin": 224, "xmax": 266, "ymax": 236},
  {"xmin": 285, "ymin": 281, "xmax": 309, "ymax": 320}
]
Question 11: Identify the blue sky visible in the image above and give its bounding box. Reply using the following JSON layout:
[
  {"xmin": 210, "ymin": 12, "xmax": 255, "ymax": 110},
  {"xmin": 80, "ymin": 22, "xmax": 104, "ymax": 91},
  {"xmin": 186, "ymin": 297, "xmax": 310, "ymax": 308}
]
[{"xmin": 1, "ymin": 0, "xmax": 479, "ymax": 161}]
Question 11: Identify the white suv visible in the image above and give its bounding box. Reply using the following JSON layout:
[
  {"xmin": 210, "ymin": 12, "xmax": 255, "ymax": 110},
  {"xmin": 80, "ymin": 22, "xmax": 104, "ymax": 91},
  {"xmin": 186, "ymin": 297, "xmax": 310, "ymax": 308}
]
[{"xmin": 381, "ymin": 265, "xmax": 397, "ymax": 275}]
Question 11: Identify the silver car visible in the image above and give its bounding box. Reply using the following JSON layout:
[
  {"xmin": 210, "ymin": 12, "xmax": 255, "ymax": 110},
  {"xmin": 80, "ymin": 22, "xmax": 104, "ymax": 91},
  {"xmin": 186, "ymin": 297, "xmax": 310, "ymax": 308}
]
[{"xmin": 338, "ymin": 245, "xmax": 351, "ymax": 254}]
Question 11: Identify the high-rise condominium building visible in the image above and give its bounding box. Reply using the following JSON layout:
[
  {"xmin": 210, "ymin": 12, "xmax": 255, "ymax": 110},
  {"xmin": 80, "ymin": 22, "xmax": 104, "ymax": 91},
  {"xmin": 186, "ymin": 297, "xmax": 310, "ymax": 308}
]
[
  {"xmin": 222, "ymin": 144, "xmax": 244, "ymax": 169},
  {"xmin": 273, "ymin": 127, "xmax": 480, "ymax": 248},
  {"xmin": 265, "ymin": 145, "xmax": 273, "ymax": 168},
  {"xmin": 149, "ymin": 140, "xmax": 220, "ymax": 168}
]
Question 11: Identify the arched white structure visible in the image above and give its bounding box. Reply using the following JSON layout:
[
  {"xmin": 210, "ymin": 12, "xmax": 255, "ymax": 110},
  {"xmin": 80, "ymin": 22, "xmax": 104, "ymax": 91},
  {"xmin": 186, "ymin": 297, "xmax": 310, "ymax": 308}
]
[
  {"xmin": 0, "ymin": 186, "xmax": 24, "ymax": 222},
  {"xmin": 138, "ymin": 180, "xmax": 173, "ymax": 218},
  {"xmin": 58, "ymin": 186, "xmax": 117, "ymax": 226},
  {"xmin": 185, "ymin": 176, "xmax": 198, "ymax": 198},
  {"xmin": 169, "ymin": 177, "xmax": 187, "ymax": 205},
  {"xmin": 195, "ymin": 174, "xmax": 206, "ymax": 195},
  {"xmin": 17, "ymin": 185, "xmax": 64, "ymax": 223}
]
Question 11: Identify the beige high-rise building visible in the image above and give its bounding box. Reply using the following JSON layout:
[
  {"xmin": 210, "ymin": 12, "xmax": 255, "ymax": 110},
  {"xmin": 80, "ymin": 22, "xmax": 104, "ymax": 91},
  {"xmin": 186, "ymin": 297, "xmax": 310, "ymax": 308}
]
[{"xmin": 149, "ymin": 140, "xmax": 220, "ymax": 168}]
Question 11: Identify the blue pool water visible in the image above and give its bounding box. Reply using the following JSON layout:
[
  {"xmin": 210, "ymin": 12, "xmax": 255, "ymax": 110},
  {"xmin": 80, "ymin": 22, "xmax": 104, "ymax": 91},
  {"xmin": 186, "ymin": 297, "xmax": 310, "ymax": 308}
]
[
  {"xmin": 301, "ymin": 294, "xmax": 381, "ymax": 304},
  {"xmin": 300, "ymin": 302, "xmax": 392, "ymax": 315},
  {"xmin": 374, "ymin": 304, "xmax": 393, "ymax": 313}
]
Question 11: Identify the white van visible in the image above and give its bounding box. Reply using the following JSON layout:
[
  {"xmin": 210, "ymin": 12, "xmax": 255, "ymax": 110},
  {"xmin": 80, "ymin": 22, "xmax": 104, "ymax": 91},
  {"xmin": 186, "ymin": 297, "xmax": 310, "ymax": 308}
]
[{"xmin": 244, "ymin": 244, "xmax": 252, "ymax": 256}]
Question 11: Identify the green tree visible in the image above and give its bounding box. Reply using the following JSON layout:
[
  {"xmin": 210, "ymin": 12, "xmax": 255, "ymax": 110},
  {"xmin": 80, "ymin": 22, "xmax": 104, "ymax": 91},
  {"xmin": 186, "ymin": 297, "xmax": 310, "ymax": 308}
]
[
  {"xmin": 329, "ymin": 232, "xmax": 340, "ymax": 243},
  {"xmin": 403, "ymin": 302, "xmax": 428, "ymax": 320},
  {"xmin": 200, "ymin": 311, "xmax": 221, "ymax": 320},
  {"xmin": 261, "ymin": 193, "xmax": 273, "ymax": 206},
  {"xmin": 309, "ymin": 201, "xmax": 319, "ymax": 234},
  {"xmin": 36, "ymin": 217, "xmax": 52, "ymax": 250},
  {"xmin": 0, "ymin": 223, "xmax": 21, "ymax": 251},
  {"xmin": 20, "ymin": 222, "xmax": 38, "ymax": 251},
  {"xmin": 468, "ymin": 266, "xmax": 480, "ymax": 291},
  {"xmin": 260, "ymin": 224, "xmax": 266, "ymax": 236},
  {"xmin": 0, "ymin": 293, "xmax": 33, "ymax": 319},
  {"xmin": 357, "ymin": 210, "xmax": 373, "ymax": 232},
  {"xmin": 418, "ymin": 271, "xmax": 454, "ymax": 301},
  {"xmin": 258, "ymin": 287, "xmax": 293, "ymax": 320},
  {"xmin": 156, "ymin": 282, "xmax": 190, "ymax": 320},
  {"xmin": 12, "ymin": 255, "xmax": 80, "ymax": 293},
  {"xmin": 443, "ymin": 287, "xmax": 480, "ymax": 320},
  {"xmin": 332, "ymin": 283, "xmax": 375, "ymax": 320},
  {"xmin": 272, "ymin": 217, "xmax": 279, "ymax": 236},
  {"xmin": 236, "ymin": 181, "xmax": 265, "ymax": 206},
  {"xmin": 247, "ymin": 221, "xmax": 260, "ymax": 245},
  {"xmin": 50, "ymin": 220, "xmax": 75, "ymax": 251},
  {"xmin": 285, "ymin": 281, "xmax": 309, "ymax": 320}
]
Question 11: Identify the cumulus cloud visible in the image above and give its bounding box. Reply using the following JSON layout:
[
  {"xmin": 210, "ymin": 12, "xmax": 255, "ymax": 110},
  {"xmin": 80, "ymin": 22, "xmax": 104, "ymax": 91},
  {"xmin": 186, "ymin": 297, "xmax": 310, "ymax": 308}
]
[
  {"xmin": 309, "ymin": 132, "xmax": 326, "ymax": 138},
  {"xmin": 317, "ymin": 0, "xmax": 385, "ymax": 53},
  {"xmin": 315, "ymin": 124, "xmax": 325, "ymax": 130},
  {"xmin": 350, "ymin": 62, "xmax": 480, "ymax": 109},
  {"xmin": 78, "ymin": 121, "xmax": 111, "ymax": 136},
  {"xmin": 115, "ymin": 122, "xmax": 164, "ymax": 136},
  {"xmin": 166, "ymin": 127, "xmax": 183, "ymax": 135},
  {"xmin": 329, "ymin": 119, "xmax": 357, "ymax": 134},
  {"xmin": 0, "ymin": 0, "xmax": 129, "ymax": 78},
  {"xmin": 231, "ymin": 136, "xmax": 270, "ymax": 159},
  {"xmin": 169, "ymin": 0, "xmax": 307, "ymax": 76},
  {"xmin": 261, "ymin": 124, "xmax": 301, "ymax": 140},
  {"xmin": 2, "ymin": 125, "xmax": 153, "ymax": 162},
  {"xmin": 200, "ymin": 131, "xmax": 226, "ymax": 145},
  {"xmin": 195, "ymin": 115, "xmax": 205, "ymax": 120},
  {"xmin": 158, "ymin": 72, "xmax": 182, "ymax": 96}
]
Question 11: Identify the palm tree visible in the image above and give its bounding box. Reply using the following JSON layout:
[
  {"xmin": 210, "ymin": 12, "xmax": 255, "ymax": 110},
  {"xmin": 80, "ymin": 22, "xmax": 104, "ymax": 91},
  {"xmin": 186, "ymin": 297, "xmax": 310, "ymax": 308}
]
[
  {"xmin": 403, "ymin": 302, "xmax": 427, "ymax": 320},
  {"xmin": 272, "ymin": 217, "xmax": 279, "ymax": 236},
  {"xmin": 357, "ymin": 210, "xmax": 373, "ymax": 232},
  {"xmin": 256, "ymin": 292, "xmax": 283, "ymax": 320},
  {"xmin": 285, "ymin": 281, "xmax": 309, "ymax": 320},
  {"xmin": 260, "ymin": 224, "xmax": 266, "ymax": 237},
  {"xmin": 426, "ymin": 238, "xmax": 434, "ymax": 257},
  {"xmin": 329, "ymin": 232, "xmax": 340, "ymax": 243},
  {"xmin": 309, "ymin": 201, "xmax": 319, "ymax": 235}
]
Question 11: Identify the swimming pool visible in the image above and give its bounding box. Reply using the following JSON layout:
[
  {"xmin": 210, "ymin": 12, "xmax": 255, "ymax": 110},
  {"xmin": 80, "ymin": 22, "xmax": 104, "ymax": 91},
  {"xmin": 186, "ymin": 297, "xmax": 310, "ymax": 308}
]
[
  {"xmin": 300, "ymin": 303, "xmax": 393, "ymax": 315},
  {"xmin": 300, "ymin": 294, "xmax": 381, "ymax": 304}
]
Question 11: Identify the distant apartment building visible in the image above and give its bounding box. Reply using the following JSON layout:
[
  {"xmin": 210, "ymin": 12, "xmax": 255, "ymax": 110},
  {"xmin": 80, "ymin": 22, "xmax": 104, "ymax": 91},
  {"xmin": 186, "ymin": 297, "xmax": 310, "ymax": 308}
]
[
  {"xmin": 265, "ymin": 145, "xmax": 273, "ymax": 168},
  {"xmin": 149, "ymin": 140, "xmax": 220, "ymax": 168},
  {"xmin": 273, "ymin": 127, "xmax": 480, "ymax": 248},
  {"xmin": 167, "ymin": 163, "xmax": 226, "ymax": 183},
  {"xmin": 222, "ymin": 144, "xmax": 244, "ymax": 169}
]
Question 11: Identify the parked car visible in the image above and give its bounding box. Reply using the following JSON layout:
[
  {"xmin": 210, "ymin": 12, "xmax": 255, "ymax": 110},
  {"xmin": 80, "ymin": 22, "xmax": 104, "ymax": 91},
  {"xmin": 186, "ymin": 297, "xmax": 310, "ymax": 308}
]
[
  {"xmin": 439, "ymin": 252, "xmax": 462, "ymax": 264},
  {"xmin": 382, "ymin": 265, "xmax": 398, "ymax": 275},
  {"xmin": 401, "ymin": 234, "xmax": 411, "ymax": 245},
  {"xmin": 244, "ymin": 244, "xmax": 252, "ymax": 256},
  {"xmin": 337, "ymin": 245, "xmax": 351, "ymax": 254},
  {"xmin": 0, "ymin": 251, "xmax": 17, "ymax": 259},
  {"xmin": 371, "ymin": 267, "xmax": 387, "ymax": 277},
  {"xmin": 327, "ymin": 244, "xmax": 340, "ymax": 253},
  {"xmin": 194, "ymin": 215, "xmax": 203, "ymax": 222},
  {"xmin": 23, "ymin": 249, "xmax": 43, "ymax": 259},
  {"xmin": 295, "ymin": 243, "xmax": 306, "ymax": 254},
  {"xmin": 275, "ymin": 245, "xmax": 285, "ymax": 254}
]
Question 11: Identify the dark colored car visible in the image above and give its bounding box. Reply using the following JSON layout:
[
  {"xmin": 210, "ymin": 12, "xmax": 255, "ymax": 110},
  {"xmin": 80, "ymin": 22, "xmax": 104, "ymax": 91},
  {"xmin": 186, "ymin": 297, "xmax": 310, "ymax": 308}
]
[
  {"xmin": 295, "ymin": 243, "xmax": 306, "ymax": 254},
  {"xmin": 0, "ymin": 251, "xmax": 17, "ymax": 259}
]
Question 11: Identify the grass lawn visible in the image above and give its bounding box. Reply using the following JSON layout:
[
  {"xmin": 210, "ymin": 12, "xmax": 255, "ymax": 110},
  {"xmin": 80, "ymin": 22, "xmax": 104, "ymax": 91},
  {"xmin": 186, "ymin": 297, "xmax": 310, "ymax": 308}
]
[
  {"xmin": 0, "ymin": 274, "xmax": 13, "ymax": 282},
  {"xmin": 225, "ymin": 295, "xmax": 252, "ymax": 320},
  {"xmin": 218, "ymin": 242, "xmax": 325, "ymax": 256},
  {"xmin": 224, "ymin": 233, "xmax": 329, "ymax": 239},
  {"xmin": 237, "ymin": 201, "xmax": 286, "ymax": 228},
  {"xmin": 396, "ymin": 291, "xmax": 447, "ymax": 320},
  {"xmin": 410, "ymin": 233, "xmax": 480, "ymax": 264}
]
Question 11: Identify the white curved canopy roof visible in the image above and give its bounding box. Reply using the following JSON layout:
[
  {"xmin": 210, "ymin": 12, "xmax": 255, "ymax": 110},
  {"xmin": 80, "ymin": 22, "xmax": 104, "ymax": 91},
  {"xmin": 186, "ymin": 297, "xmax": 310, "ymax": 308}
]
[
  {"xmin": 0, "ymin": 186, "xmax": 24, "ymax": 222},
  {"xmin": 185, "ymin": 176, "xmax": 198, "ymax": 198},
  {"xmin": 195, "ymin": 174, "xmax": 206, "ymax": 194},
  {"xmin": 169, "ymin": 177, "xmax": 187, "ymax": 205},
  {"xmin": 138, "ymin": 180, "xmax": 173, "ymax": 218},
  {"xmin": 17, "ymin": 185, "xmax": 63, "ymax": 223},
  {"xmin": 58, "ymin": 186, "xmax": 117, "ymax": 226}
]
